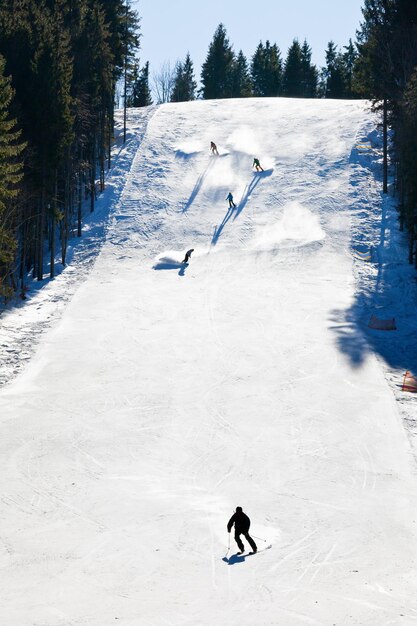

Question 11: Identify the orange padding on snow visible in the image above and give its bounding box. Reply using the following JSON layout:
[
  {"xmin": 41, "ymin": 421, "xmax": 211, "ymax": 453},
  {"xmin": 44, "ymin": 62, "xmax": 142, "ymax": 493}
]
[
  {"xmin": 353, "ymin": 250, "xmax": 372, "ymax": 261},
  {"xmin": 402, "ymin": 371, "xmax": 417, "ymax": 393},
  {"xmin": 368, "ymin": 315, "xmax": 397, "ymax": 330}
]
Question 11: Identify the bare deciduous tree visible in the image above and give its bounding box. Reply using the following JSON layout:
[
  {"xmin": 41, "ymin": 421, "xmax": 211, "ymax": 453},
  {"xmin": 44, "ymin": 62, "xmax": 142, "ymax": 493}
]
[{"xmin": 152, "ymin": 61, "xmax": 176, "ymax": 103}]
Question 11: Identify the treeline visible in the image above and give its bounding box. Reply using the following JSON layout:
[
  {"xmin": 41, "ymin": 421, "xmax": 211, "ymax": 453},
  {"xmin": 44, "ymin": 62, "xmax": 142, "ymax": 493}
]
[
  {"xmin": 0, "ymin": 0, "xmax": 140, "ymax": 299},
  {"xmin": 149, "ymin": 24, "xmax": 360, "ymax": 104},
  {"xmin": 355, "ymin": 0, "xmax": 417, "ymax": 267},
  {"xmin": 200, "ymin": 25, "xmax": 359, "ymax": 100}
]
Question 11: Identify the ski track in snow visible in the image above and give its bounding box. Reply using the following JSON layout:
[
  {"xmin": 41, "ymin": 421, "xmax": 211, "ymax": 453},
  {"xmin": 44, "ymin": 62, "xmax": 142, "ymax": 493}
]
[{"xmin": 0, "ymin": 98, "xmax": 417, "ymax": 625}]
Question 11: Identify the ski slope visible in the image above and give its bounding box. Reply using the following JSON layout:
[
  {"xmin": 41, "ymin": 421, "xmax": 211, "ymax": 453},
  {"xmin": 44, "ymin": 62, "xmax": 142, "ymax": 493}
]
[{"xmin": 1, "ymin": 98, "xmax": 417, "ymax": 625}]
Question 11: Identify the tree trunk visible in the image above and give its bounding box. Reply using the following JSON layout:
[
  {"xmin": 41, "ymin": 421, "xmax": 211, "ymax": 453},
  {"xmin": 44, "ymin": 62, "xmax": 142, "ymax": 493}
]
[
  {"xmin": 408, "ymin": 232, "xmax": 414, "ymax": 264},
  {"xmin": 77, "ymin": 168, "xmax": 82, "ymax": 237},
  {"xmin": 108, "ymin": 104, "xmax": 113, "ymax": 169},
  {"xmin": 383, "ymin": 98, "xmax": 388, "ymax": 194},
  {"xmin": 100, "ymin": 111, "xmax": 105, "ymax": 192},
  {"xmin": 414, "ymin": 229, "xmax": 417, "ymax": 269},
  {"xmin": 50, "ymin": 171, "xmax": 58, "ymax": 278},
  {"xmin": 90, "ymin": 132, "xmax": 96, "ymax": 213},
  {"xmin": 50, "ymin": 211, "xmax": 55, "ymax": 278},
  {"xmin": 37, "ymin": 179, "xmax": 45, "ymax": 281}
]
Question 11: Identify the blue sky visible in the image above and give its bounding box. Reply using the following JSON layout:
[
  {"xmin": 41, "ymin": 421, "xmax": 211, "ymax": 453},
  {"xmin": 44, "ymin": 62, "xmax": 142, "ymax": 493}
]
[{"xmin": 133, "ymin": 0, "xmax": 364, "ymax": 81}]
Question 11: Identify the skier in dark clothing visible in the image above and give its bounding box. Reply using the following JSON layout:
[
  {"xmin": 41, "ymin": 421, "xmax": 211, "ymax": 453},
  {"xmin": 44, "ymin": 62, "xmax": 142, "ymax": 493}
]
[
  {"xmin": 253, "ymin": 157, "xmax": 264, "ymax": 172},
  {"xmin": 210, "ymin": 141, "xmax": 219, "ymax": 155},
  {"xmin": 226, "ymin": 192, "xmax": 236, "ymax": 209},
  {"xmin": 182, "ymin": 248, "xmax": 194, "ymax": 264},
  {"xmin": 227, "ymin": 506, "xmax": 257, "ymax": 554}
]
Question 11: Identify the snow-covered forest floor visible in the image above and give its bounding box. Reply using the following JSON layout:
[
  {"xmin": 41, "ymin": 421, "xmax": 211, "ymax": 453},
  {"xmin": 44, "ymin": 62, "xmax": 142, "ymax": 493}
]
[{"xmin": 0, "ymin": 98, "xmax": 416, "ymax": 625}]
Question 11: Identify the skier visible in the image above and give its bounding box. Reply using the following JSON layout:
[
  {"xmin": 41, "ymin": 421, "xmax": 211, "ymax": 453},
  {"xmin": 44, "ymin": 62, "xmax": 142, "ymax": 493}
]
[
  {"xmin": 253, "ymin": 157, "xmax": 264, "ymax": 172},
  {"xmin": 226, "ymin": 192, "xmax": 236, "ymax": 209},
  {"xmin": 227, "ymin": 506, "xmax": 257, "ymax": 554},
  {"xmin": 210, "ymin": 141, "xmax": 219, "ymax": 155},
  {"xmin": 181, "ymin": 248, "xmax": 194, "ymax": 264}
]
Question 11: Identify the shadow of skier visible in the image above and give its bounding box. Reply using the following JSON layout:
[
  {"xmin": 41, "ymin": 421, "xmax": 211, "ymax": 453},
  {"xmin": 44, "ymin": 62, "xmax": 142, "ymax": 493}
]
[
  {"xmin": 182, "ymin": 159, "xmax": 215, "ymax": 212},
  {"xmin": 234, "ymin": 169, "xmax": 274, "ymax": 220},
  {"xmin": 222, "ymin": 553, "xmax": 246, "ymax": 565},
  {"xmin": 211, "ymin": 206, "xmax": 234, "ymax": 245}
]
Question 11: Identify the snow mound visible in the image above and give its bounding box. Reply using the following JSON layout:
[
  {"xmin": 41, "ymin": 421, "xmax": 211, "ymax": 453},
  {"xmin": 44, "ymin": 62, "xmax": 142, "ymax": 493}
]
[
  {"xmin": 252, "ymin": 201, "xmax": 326, "ymax": 250},
  {"xmin": 175, "ymin": 140, "xmax": 202, "ymax": 158}
]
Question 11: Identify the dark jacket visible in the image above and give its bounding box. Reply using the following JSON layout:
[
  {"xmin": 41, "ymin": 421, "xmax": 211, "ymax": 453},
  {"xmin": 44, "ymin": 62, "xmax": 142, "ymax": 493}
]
[{"xmin": 227, "ymin": 511, "xmax": 251, "ymax": 534}]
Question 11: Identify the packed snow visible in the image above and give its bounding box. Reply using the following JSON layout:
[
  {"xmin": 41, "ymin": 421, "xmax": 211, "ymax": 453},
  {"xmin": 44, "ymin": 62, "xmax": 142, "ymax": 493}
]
[{"xmin": 0, "ymin": 97, "xmax": 417, "ymax": 625}]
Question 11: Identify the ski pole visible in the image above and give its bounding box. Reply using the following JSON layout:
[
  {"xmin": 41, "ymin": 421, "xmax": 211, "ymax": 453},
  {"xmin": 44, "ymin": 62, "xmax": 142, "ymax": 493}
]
[
  {"xmin": 251, "ymin": 535, "xmax": 267, "ymax": 542},
  {"xmin": 224, "ymin": 532, "xmax": 231, "ymax": 559}
]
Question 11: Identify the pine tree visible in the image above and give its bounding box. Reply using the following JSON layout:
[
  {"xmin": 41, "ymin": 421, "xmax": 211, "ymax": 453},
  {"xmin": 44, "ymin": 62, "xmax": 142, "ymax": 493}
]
[
  {"xmin": 230, "ymin": 50, "xmax": 252, "ymax": 97},
  {"xmin": 283, "ymin": 39, "xmax": 303, "ymax": 97},
  {"xmin": 200, "ymin": 23, "xmax": 235, "ymax": 99},
  {"xmin": 355, "ymin": 0, "xmax": 396, "ymax": 100},
  {"xmin": 102, "ymin": 0, "xmax": 141, "ymax": 80},
  {"xmin": 171, "ymin": 60, "xmax": 184, "ymax": 103},
  {"xmin": 131, "ymin": 61, "xmax": 153, "ymax": 106},
  {"xmin": 251, "ymin": 40, "xmax": 282, "ymax": 97},
  {"xmin": 182, "ymin": 53, "xmax": 197, "ymax": 101},
  {"xmin": 300, "ymin": 39, "xmax": 318, "ymax": 97},
  {"xmin": 171, "ymin": 53, "xmax": 197, "ymax": 102},
  {"xmin": 0, "ymin": 55, "xmax": 25, "ymax": 298},
  {"xmin": 343, "ymin": 39, "xmax": 358, "ymax": 98},
  {"xmin": 322, "ymin": 41, "xmax": 346, "ymax": 98}
]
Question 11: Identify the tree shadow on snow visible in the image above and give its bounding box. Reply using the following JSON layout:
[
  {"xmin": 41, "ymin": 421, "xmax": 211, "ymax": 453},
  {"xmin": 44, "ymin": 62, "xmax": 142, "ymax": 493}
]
[
  {"xmin": 329, "ymin": 132, "xmax": 417, "ymax": 374},
  {"xmin": 153, "ymin": 257, "xmax": 189, "ymax": 277}
]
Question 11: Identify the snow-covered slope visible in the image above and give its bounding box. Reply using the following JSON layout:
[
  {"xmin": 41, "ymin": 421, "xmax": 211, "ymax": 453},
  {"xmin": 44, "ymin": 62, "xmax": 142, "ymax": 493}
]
[{"xmin": 1, "ymin": 98, "xmax": 417, "ymax": 625}]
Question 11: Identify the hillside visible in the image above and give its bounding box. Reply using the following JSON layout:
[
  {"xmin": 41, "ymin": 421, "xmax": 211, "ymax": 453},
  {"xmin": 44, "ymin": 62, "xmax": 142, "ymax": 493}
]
[{"xmin": 0, "ymin": 98, "xmax": 416, "ymax": 625}]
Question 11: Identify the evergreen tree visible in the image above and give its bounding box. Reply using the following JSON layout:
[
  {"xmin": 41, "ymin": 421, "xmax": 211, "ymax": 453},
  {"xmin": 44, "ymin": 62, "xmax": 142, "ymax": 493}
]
[
  {"xmin": 171, "ymin": 53, "xmax": 197, "ymax": 102},
  {"xmin": 182, "ymin": 53, "xmax": 197, "ymax": 100},
  {"xmin": 102, "ymin": 0, "xmax": 141, "ymax": 80},
  {"xmin": 230, "ymin": 50, "xmax": 252, "ymax": 97},
  {"xmin": 171, "ymin": 60, "xmax": 184, "ymax": 103},
  {"xmin": 343, "ymin": 39, "xmax": 358, "ymax": 98},
  {"xmin": 251, "ymin": 42, "xmax": 266, "ymax": 96},
  {"xmin": 0, "ymin": 55, "xmax": 25, "ymax": 298},
  {"xmin": 355, "ymin": 0, "xmax": 397, "ymax": 100},
  {"xmin": 322, "ymin": 41, "xmax": 346, "ymax": 98},
  {"xmin": 131, "ymin": 61, "xmax": 153, "ymax": 107},
  {"xmin": 200, "ymin": 23, "xmax": 235, "ymax": 99},
  {"xmin": 251, "ymin": 40, "xmax": 282, "ymax": 97},
  {"xmin": 283, "ymin": 39, "xmax": 303, "ymax": 96},
  {"xmin": 300, "ymin": 39, "xmax": 318, "ymax": 97}
]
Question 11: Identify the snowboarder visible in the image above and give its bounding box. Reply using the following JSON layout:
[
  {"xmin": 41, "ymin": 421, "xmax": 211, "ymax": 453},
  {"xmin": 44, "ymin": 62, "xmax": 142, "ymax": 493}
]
[
  {"xmin": 227, "ymin": 506, "xmax": 257, "ymax": 554},
  {"xmin": 253, "ymin": 157, "xmax": 264, "ymax": 172},
  {"xmin": 226, "ymin": 192, "xmax": 236, "ymax": 209},
  {"xmin": 181, "ymin": 248, "xmax": 194, "ymax": 264},
  {"xmin": 210, "ymin": 141, "xmax": 219, "ymax": 155}
]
